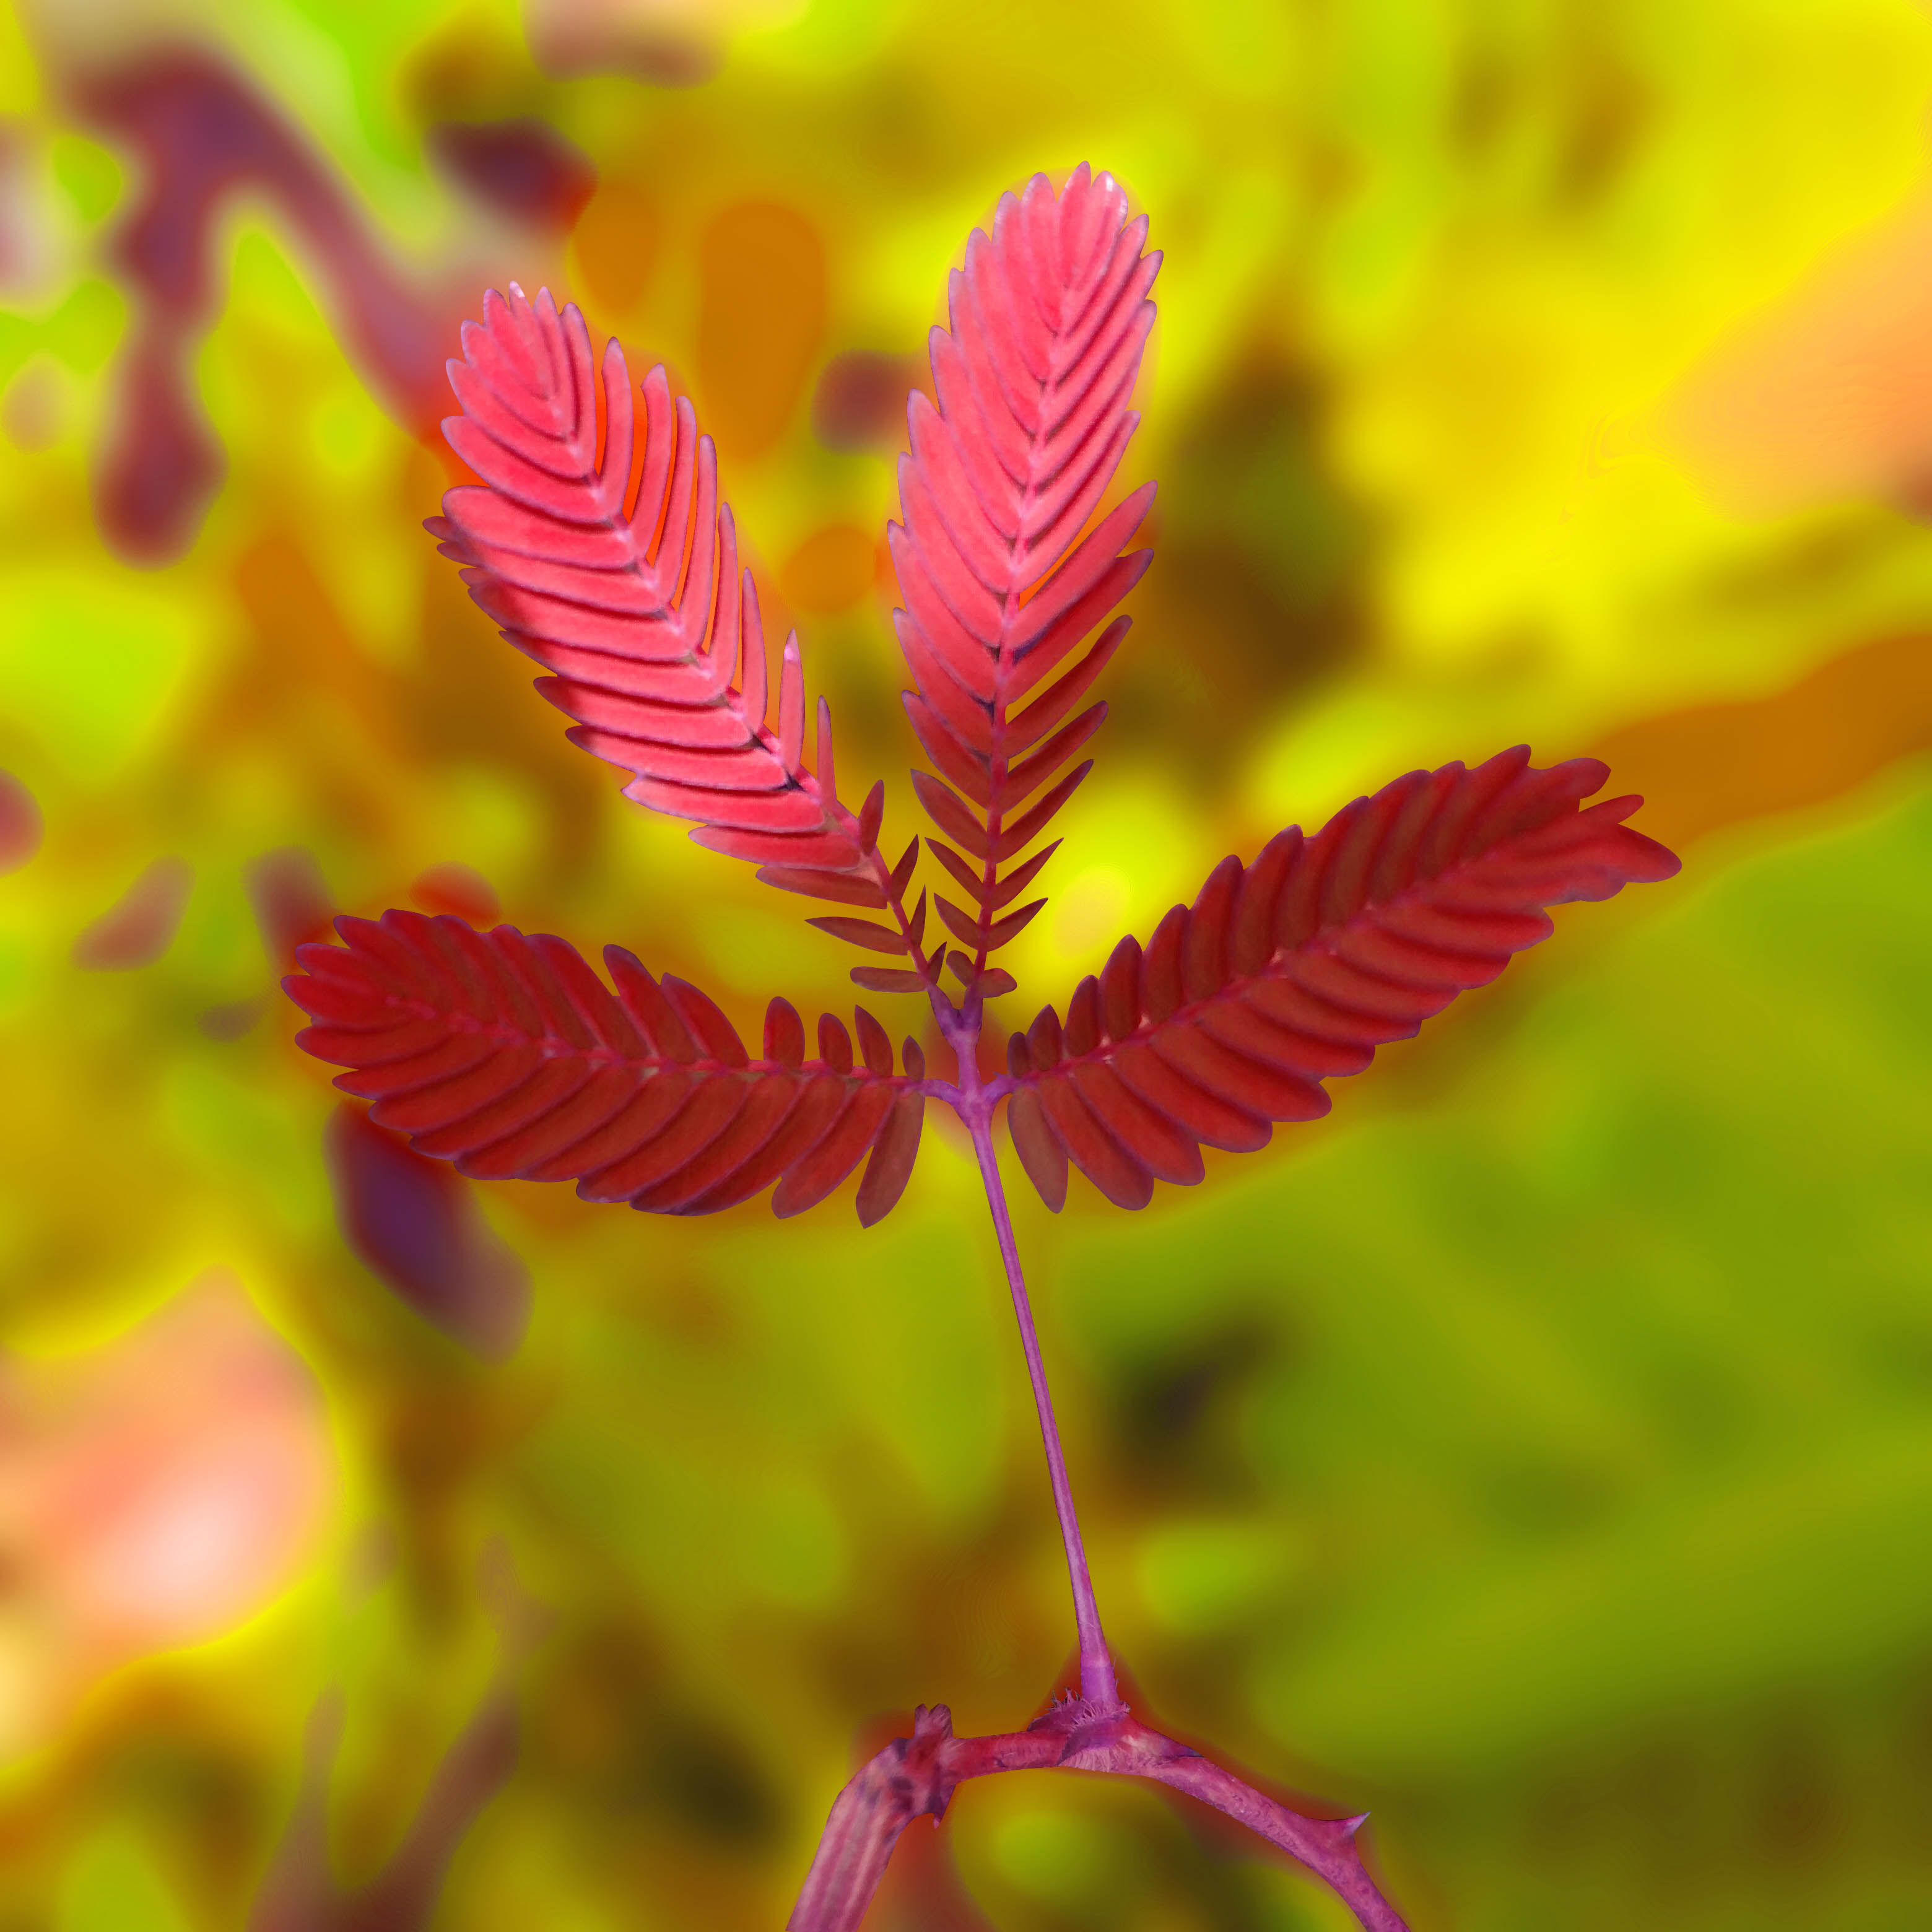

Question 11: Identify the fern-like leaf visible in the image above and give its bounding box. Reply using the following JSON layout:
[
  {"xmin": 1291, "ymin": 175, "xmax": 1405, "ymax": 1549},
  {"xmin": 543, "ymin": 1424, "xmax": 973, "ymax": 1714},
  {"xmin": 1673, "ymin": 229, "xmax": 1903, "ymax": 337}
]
[
  {"xmin": 890, "ymin": 165, "xmax": 1159, "ymax": 984},
  {"xmin": 1003, "ymin": 749, "xmax": 1679, "ymax": 1209},
  {"xmin": 286, "ymin": 912, "xmax": 925, "ymax": 1224},
  {"xmin": 428, "ymin": 284, "xmax": 870, "ymax": 881}
]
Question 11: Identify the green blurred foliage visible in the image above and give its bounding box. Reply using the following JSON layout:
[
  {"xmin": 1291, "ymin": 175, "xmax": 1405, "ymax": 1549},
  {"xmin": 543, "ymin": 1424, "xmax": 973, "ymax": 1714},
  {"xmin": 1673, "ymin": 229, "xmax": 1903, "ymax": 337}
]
[{"xmin": 1, "ymin": 0, "xmax": 1931, "ymax": 1928}]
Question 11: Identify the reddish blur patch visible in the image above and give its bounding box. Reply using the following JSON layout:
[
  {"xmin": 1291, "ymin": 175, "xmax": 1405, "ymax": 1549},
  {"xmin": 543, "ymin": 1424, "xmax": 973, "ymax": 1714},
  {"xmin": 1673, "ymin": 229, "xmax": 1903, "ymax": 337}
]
[
  {"xmin": 1, "ymin": 360, "xmax": 61, "ymax": 450},
  {"xmin": 72, "ymin": 856, "xmax": 193, "ymax": 969},
  {"xmin": 71, "ymin": 46, "xmax": 453, "ymax": 561},
  {"xmin": 0, "ymin": 769, "xmax": 42, "ymax": 873},
  {"xmin": 523, "ymin": 0, "xmax": 718, "ymax": 85},
  {"xmin": 697, "ymin": 202, "xmax": 826, "ymax": 463},
  {"xmin": 325, "ymin": 1105, "xmax": 531, "ymax": 1360},
  {"xmin": 199, "ymin": 996, "xmax": 266, "ymax": 1041},
  {"xmin": 811, "ymin": 351, "xmax": 920, "ymax": 452},
  {"xmin": 0, "ymin": 1273, "xmax": 334, "ymax": 1752},
  {"xmin": 407, "ymin": 861, "xmax": 500, "ymax": 924},
  {"xmin": 427, "ymin": 116, "xmax": 596, "ymax": 231},
  {"xmin": 247, "ymin": 846, "xmax": 334, "ymax": 967},
  {"xmin": 781, "ymin": 523, "xmax": 879, "ymax": 616}
]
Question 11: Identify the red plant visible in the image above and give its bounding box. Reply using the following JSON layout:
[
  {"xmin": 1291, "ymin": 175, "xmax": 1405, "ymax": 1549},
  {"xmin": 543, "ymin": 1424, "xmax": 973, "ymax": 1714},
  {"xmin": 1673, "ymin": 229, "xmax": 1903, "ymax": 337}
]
[{"xmin": 284, "ymin": 165, "xmax": 1678, "ymax": 1930}]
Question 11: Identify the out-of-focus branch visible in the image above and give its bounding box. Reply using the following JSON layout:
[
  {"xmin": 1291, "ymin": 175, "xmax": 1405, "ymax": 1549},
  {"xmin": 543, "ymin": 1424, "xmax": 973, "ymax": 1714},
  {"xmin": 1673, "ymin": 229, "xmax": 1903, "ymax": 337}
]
[{"xmin": 250, "ymin": 1546, "xmax": 541, "ymax": 1932}]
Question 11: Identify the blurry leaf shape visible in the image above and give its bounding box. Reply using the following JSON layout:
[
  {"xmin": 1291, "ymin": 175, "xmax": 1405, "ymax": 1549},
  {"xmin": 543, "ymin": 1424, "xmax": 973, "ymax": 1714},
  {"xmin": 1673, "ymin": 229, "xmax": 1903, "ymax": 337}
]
[
  {"xmin": 248, "ymin": 1545, "xmax": 538, "ymax": 1932},
  {"xmin": 71, "ymin": 46, "xmax": 451, "ymax": 560},
  {"xmin": 71, "ymin": 855, "xmax": 191, "ymax": 968},
  {"xmin": 407, "ymin": 860, "xmax": 500, "ymax": 923},
  {"xmin": 97, "ymin": 321, "xmax": 224, "ymax": 564},
  {"xmin": 426, "ymin": 116, "xmax": 596, "ymax": 231},
  {"xmin": 0, "ymin": 768, "xmax": 41, "ymax": 872},
  {"xmin": 0, "ymin": 1274, "xmax": 333, "ymax": 1754},
  {"xmin": 811, "ymin": 350, "xmax": 920, "ymax": 452},
  {"xmin": 246, "ymin": 846, "xmax": 334, "ymax": 968},
  {"xmin": 1591, "ymin": 627, "xmax": 1932, "ymax": 853},
  {"xmin": 780, "ymin": 523, "xmax": 877, "ymax": 616},
  {"xmin": 324, "ymin": 1103, "xmax": 531, "ymax": 1360},
  {"xmin": 567, "ymin": 178, "xmax": 659, "ymax": 314},
  {"xmin": 697, "ymin": 200, "xmax": 825, "ymax": 461}
]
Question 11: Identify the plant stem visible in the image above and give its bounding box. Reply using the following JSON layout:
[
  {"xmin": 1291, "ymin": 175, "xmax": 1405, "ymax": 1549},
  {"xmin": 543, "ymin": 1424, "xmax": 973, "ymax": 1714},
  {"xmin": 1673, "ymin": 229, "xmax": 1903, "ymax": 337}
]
[{"xmin": 964, "ymin": 1107, "xmax": 1118, "ymax": 1710}]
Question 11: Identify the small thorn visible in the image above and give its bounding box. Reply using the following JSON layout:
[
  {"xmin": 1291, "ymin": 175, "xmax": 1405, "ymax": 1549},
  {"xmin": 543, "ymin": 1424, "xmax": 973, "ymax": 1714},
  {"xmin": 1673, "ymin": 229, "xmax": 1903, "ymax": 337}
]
[{"xmin": 1339, "ymin": 1812, "xmax": 1369, "ymax": 1839}]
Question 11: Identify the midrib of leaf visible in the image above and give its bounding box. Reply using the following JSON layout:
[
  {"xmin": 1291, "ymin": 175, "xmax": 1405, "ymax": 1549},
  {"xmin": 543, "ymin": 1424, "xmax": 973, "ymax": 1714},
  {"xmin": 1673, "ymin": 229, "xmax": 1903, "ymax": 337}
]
[{"xmin": 976, "ymin": 287, "xmax": 1100, "ymax": 954}]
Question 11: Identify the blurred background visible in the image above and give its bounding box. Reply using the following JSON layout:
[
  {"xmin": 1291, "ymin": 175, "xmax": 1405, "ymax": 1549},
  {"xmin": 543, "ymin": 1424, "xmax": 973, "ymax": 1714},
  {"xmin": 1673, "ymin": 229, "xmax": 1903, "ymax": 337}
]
[{"xmin": 2, "ymin": 0, "xmax": 1931, "ymax": 1927}]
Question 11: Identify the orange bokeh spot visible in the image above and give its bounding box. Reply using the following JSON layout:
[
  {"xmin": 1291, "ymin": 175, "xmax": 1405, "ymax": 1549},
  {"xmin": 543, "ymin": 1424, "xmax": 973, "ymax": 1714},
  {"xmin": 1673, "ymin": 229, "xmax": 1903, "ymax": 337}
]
[
  {"xmin": 570, "ymin": 180, "xmax": 660, "ymax": 318},
  {"xmin": 697, "ymin": 201, "xmax": 825, "ymax": 463},
  {"xmin": 781, "ymin": 523, "xmax": 879, "ymax": 616}
]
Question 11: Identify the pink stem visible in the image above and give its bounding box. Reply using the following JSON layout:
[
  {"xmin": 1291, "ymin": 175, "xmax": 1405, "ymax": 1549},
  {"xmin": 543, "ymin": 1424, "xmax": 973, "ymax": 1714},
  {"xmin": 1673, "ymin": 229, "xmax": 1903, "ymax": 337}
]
[
  {"xmin": 788, "ymin": 1703, "xmax": 1411, "ymax": 1932},
  {"xmin": 960, "ymin": 1086, "xmax": 1117, "ymax": 1710}
]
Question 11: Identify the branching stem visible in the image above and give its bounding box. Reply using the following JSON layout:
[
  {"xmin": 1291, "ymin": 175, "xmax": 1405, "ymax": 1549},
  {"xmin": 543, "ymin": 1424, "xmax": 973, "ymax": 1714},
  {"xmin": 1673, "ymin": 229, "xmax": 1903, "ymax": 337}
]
[
  {"xmin": 946, "ymin": 1007, "xmax": 1117, "ymax": 1711},
  {"xmin": 786, "ymin": 1004, "xmax": 1411, "ymax": 1931}
]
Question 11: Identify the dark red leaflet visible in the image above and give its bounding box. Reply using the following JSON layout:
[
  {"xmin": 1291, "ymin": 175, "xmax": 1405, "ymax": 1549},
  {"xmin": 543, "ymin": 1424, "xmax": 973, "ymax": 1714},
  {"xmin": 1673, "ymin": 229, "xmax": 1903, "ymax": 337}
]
[
  {"xmin": 1152, "ymin": 1028, "xmax": 1329, "ymax": 1124},
  {"xmin": 1063, "ymin": 978, "xmax": 1102, "ymax": 1056},
  {"xmin": 412, "ymin": 1058, "xmax": 590, "ymax": 1158},
  {"xmin": 630, "ymin": 1073, "xmax": 800, "ymax": 1211},
  {"xmin": 853, "ymin": 1007, "xmax": 895, "ymax": 1076},
  {"xmin": 851, "ymin": 965, "xmax": 931, "ymax": 994},
  {"xmin": 1005, "ymin": 1088, "xmax": 1068, "ymax": 1212},
  {"xmin": 773, "ymin": 1083, "xmax": 899, "ymax": 1217},
  {"xmin": 684, "ymin": 1074, "xmax": 848, "ymax": 1214},
  {"xmin": 287, "ymin": 918, "xmax": 916, "ymax": 1220},
  {"xmin": 1069, "ymin": 1063, "xmax": 1201, "ymax": 1186},
  {"xmin": 809, "ymin": 916, "xmax": 908, "ymax": 954},
  {"xmin": 758, "ymin": 866, "xmax": 889, "ymax": 908},
  {"xmin": 331, "ymin": 1033, "xmax": 498, "ymax": 1101},
  {"xmin": 604, "ymin": 947, "xmax": 698, "ymax": 1060},
  {"xmin": 856, "ymin": 1094, "xmax": 926, "ymax": 1227},
  {"xmin": 1002, "ymin": 751, "xmax": 1682, "ymax": 1209},
  {"xmin": 299, "ymin": 1016, "xmax": 448, "ymax": 1067},
  {"xmin": 1112, "ymin": 1039, "xmax": 1271, "ymax": 1151},
  {"xmin": 578, "ymin": 1077, "xmax": 749, "ymax": 1201},
  {"xmin": 458, "ymin": 1064, "xmax": 643, "ymax": 1178},
  {"xmin": 764, "ymin": 998, "xmax": 806, "ymax": 1067},
  {"xmin": 1198, "ymin": 1003, "xmax": 1372, "ymax": 1081},
  {"xmin": 373, "ymin": 1045, "xmax": 547, "ymax": 1136},
  {"xmin": 529, "ymin": 1072, "xmax": 695, "ymax": 1182},
  {"xmin": 663, "ymin": 976, "xmax": 750, "ymax": 1065},
  {"xmin": 290, "ymin": 972, "xmax": 400, "ymax": 1029},
  {"xmin": 1037, "ymin": 1078, "xmax": 1152, "ymax": 1210}
]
